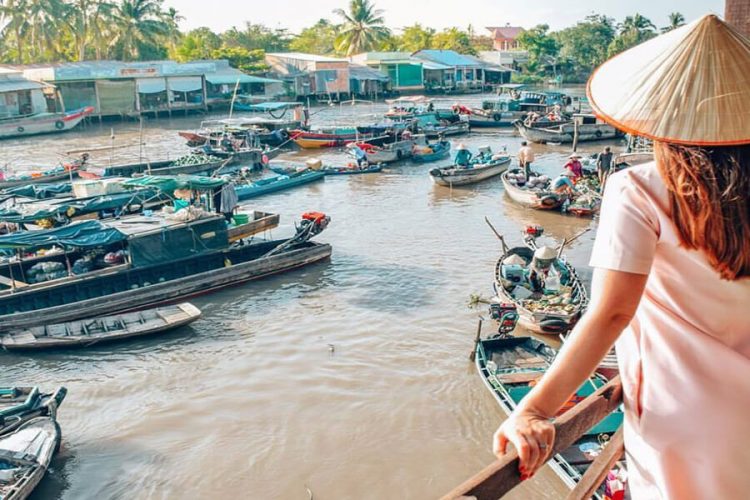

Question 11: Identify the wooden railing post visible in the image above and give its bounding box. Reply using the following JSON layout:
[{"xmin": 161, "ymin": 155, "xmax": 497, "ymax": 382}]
[{"xmin": 442, "ymin": 376, "xmax": 623, "ymax": 500}]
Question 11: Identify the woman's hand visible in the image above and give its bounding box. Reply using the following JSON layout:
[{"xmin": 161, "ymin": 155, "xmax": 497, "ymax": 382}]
[{"xmin": 493, "ymin": 410, "xmax": 555, "ymax": 480}]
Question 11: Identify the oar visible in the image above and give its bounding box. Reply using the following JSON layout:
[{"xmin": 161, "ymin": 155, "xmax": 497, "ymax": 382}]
[
  {"xmin": 469, "ymin": 317, "xmax": 484, "ymax": 361},
  {"xmin": 484, "ymin": 217, "xmax": 509, "ymax": 253},
  {"xmin": 557, "ymin": 227, "xmax": 591, "ymax": 258}
]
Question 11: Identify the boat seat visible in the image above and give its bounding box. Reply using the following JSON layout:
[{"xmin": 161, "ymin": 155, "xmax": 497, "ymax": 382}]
[
  {"xmin": 46, "ymin": 324, "xmax": 68, "ymax": 337},
  {"xmin": 507, "ymin": 379, "xmax": 606, "ymax": 406},
  {"xmin": 496, "ymin": 371, "xmax": 544, "ymax": 385}
]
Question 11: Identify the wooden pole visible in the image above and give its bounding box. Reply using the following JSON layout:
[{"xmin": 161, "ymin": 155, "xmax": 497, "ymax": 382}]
[
  {"xmin": 469, "ymin": 318, "xmax": 483, "ymax": 361},
  {"xmin": 442, "ymin": 376, "xmax": 623, "ymax": 500},
  {"xmin": 572, "ymin": 120, "xmax": 579, "ymax": 152},
  {"xmin": 565, "ymin": 427, "xmax": 624, "ymax": 500}
]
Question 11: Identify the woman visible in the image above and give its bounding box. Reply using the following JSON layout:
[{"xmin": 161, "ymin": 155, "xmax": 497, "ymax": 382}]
[
  {"xmin": 563, "ymin": 154, "xmax": 583, "ymax": 180},
  {"xmin": 492, "ymin": 15, "xmax": 750, "ymax": 499}
]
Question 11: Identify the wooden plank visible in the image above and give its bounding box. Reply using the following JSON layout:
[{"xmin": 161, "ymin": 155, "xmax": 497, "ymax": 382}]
[
  {"xmin": 442, "ymin": 376, "xmax": 623, "ymax": 500},
  {"xmin": 496, "ymin": 372, "xmax": 544, "ymax": 384},
  {"xmin": 565, "ymin": 426, "xmax": 624, "ymax": 500}
]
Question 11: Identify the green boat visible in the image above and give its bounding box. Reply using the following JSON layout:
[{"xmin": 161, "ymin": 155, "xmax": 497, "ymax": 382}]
[
  {"xmin": 476, "ymin": 336, "xmax": 624, "ymax": 497},
  {"xmin": 235, "ymin": 170, "xmax": 325, "ymax": 200},
  {"xmin": 0, "ymin": 387, "xmax": 67, "ymax": 436}
]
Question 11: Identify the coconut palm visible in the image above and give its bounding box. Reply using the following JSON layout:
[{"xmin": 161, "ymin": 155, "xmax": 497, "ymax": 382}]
[
  {"xmin": 161, "ymin": 7, "xmax": 184, "ymax": 55},
  {"xmin": 110, "ymin": 0, "xmax": 169, "ymax": 60},
  {"xmin": 0, "ymin": 0, "xmax": 29, "ymax": 63},
  {"xmin": 333, "ymin": 0, "xmax": 391, "ymax": 56},
  {"xmin": 619, "ymin": 14, "xmax": 657, "ymax": 37},
  {"xmin": 662, "ymin": 12, "xmax": 686, "ymax": 33}
]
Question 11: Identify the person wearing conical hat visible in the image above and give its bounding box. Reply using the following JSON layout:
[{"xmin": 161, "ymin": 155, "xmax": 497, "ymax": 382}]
[
  {"xmin": 454, "ymin": 143, "xmax": 472, "ymax": 168},
  {"xmin": 492, "ymin": 15, "xmax": 750, "ymax": 499},
  {"xmin": 528, "ymin": 246, "xmax": 557, "ymax": 292},
  {"xmin": 563, "ymin": 153, "xmax": 583, "ymax": 180}
]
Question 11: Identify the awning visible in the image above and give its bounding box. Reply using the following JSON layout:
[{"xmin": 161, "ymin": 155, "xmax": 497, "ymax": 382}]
[
  {"xmin": 348, "ymin": 65, "xmax": 389, "ymax": 82},
  {"xmin": 167, "ymin": 76, "xmax": 203, "ymax": 92},
  {"xmin": 122, "ymin": 175, "xmax": 226, "ymax": 192},
  {"xmin": 0, "ymin": 80, "xmax": 50, "ymax": 92},
  {"xmin": 0, "ymin": 220, "xmax": 127, "ymax": 250},
  {"xmin": 420, "ymin": 61, "xmax": 452, "ymax": 71},
  {"xmin": 206, "ymin": 73, "xmax": 282, "ymax": 85},
  {"xmin": 136, "ymin": 78, "xmax": 167, "ymax": 94}
]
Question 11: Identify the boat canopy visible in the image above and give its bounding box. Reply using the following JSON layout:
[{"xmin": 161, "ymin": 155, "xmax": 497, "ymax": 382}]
[
  {"xmin": 236, "ymin": 101, "xmax": 301, "ymax": 111},
  {"xmin": 385, "ymin": 95, "xmax": 430, "ymax": 105},
  {"xmin": 122, "ymin": 175, "xmax": 226, "ymax": 192},
  {"xmin": 4, "ymin": 183, "xmax": 72, "ymax": 200},
  {"xmin": 0, "ymin": 220, "xmax": 126, "ymax": 250}
]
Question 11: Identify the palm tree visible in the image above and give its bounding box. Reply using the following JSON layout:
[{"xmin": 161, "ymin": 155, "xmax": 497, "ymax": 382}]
[
  {"xmin": 110, "ymin": 0, "xmax": 169, "ymax": 60},
  {"xmin": 161, "ymin": 7, "xmax": 184, "ymax": 55},
  {"xmin": 619, "ymin": 14, "xmax": 657, "ymax": 37},
  {"xmin": 25, "ymin": 0, "xmax": 70, "ymax": 61},
  {"xmin": 89, "ymin": 0, "xmax": 116, "ymax": 60},
  {"xmin": 0, "ymin": 0, "xmax": 29, "ymax": 63},
  {"xmin": 662, "ymin": 12, "xmax": 686, "ymax": 33},
  {"xmin": 333, "ymin": 0, "xmax": 391, "ymax": 56}
]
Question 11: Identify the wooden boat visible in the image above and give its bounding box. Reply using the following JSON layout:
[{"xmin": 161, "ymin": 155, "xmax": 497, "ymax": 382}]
[
  {"xmin": 0, "ymin": 213, "xmax": 332, "ymax": 329},
  {"xmin": 235, "ymin": 171, "xmax": 324, "ymax": 200},
  {"xmin": 351, "ymin": 137, "xmax": 414, "ymax": 164},
  {"xmin": 501, "ymin": 169, "xmax": 568, "ymax": 210},
  {"xmin": 291, "ymin": 128, "xmax": 385, "ymax": 149},
  {"xmin": 0, "ymin": 106, "xmax": 93, "ymax": 140},
  {"xmin": 467, "ymin": 110, "xmax": 519, "ymax": 128},
  {"xmin": 0, "ymin": 417, "xmax": 61, "ymax": 500},
  {"xmin": 423, "ymin": 121, "xmax": 469, "ymax": 138},
  {"xmin": 1, "ymin": 303, "xmax": 201, "ymax": 350},
  {"xmin": 0, "ymin": 387, "xmax": 67, "ymax": 436},
  {"xmin": 0, "ymin": 158, "xmax": 85, "ymax": 190},
  {"xmin": 493, "ymin": 231, "xmax": 588, "ymax": 334},
  {"xmin": 227, "ymin": 210, "xmax": 280, "ymax": 242},
  {"xmin": 514, "ymin": 114, "xmax": 623, "ymax": 144},
  {"xmin": 430, "ymin": 156, "xmax": 511, "ymax": 186},
  {"xmin": 269, "ymin": 162, "xmax": 382, "ymax": 176},
  {"xmin": 412, "ymin": 140, "xmax": 451, "ymax": 163},
  {"xmin": 323, "ymin": 165, "xmax": 382, "ymax": 175},
  {"xmin": 475, "ymin": 336, "xmax": 624, "ymax": 495},
  {"xmin": 79, "ymin": 154, "xmax": 231, "ymax": 179}
]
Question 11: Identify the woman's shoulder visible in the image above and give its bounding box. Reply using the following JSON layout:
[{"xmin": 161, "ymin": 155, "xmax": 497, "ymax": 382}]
[{"xmin": 607, "ymin": 162, "xmax": 669, "ymax": 206}]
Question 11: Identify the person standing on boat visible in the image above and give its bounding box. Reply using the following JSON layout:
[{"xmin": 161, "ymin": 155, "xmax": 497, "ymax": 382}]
[
  {"xmin": 518, "ymin": 142, "xmax": 535, "ymax": 178},
  {"xmin": 491, "ymin": 16, "xmax": 750, "ymax": 499},
  {"xmin": 454, "ymin": 144, "xmax": 472, "ymax": 168},
  {"xmin": 563, "ymin": 154, "xmax": 583, "ymax": 181},
  {"xmin": 596, "ymin": 146, "xmax": 614, "ymax": 190}
]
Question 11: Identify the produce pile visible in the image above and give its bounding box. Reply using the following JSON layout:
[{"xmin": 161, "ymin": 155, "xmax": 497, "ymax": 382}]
[
  {"xmin": 521, "ymin": 285, "xmax": 579, "ymax": 314},
  {"xmin": 171, "ymin": 154, "xmax": 221, "ymax": 167},
  {"xmin": 27, "ymin": 261, "xmax": 67, "ymax": 283},
  {"xmin": 506, "ymin": 172, "xmax": 552, "ymax": 192}
]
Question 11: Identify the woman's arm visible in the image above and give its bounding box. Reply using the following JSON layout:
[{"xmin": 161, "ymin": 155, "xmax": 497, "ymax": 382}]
[{"xmin": 493, "ymin": 267, "xmax": 648, "ymax": 478}]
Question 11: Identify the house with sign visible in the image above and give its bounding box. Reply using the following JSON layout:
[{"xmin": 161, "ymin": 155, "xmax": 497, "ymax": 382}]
[{"xmin": 265, "ymin": 53, "xmax": 351, "ymax": 100}]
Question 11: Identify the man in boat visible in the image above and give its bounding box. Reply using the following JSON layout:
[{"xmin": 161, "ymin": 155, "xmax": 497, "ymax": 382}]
[
  {"xmin": 350, "ymin": 144, "xmax": 368, "ymax": 168},
  {"xmin": 552, "ymin": 171, "xmax": 576, "ymax": 196},
  {"xmin": 518, "ymin": 142, "xmax": 535, "ymax": 178},
  {"xmin": 220, "ymin": 134, "xmax": 235, "ymax": 153},
  {"xmin": 454, "ymin": 144, "xmax": 473, "ymax": 168},
  {"xmin": 528, "ymin": 246, "xmax": 557, "ymax": 293},
  {"xmin": 596, "ymin": 146, "xmax": 614, "ymax": 190}
]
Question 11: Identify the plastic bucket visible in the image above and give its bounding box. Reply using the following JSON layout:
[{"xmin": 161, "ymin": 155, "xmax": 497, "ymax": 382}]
[{"xmin": 233, "ymin": 213, "xmax": 249, "ymax": 225}]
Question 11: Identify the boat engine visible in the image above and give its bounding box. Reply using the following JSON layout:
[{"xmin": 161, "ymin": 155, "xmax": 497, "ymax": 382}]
[
  {"xmin": 489, "ymin": 302, "xmax": 519, "ymax": 335},
  {"xmin": 300, "ymin": 211, "xmax": 330, "ymax": 236},
  {"xmin": 524, "ymin": 225, "xmax": 544, "ymax": 237}
]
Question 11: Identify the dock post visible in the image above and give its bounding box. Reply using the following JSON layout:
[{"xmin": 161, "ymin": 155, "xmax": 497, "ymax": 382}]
[
  {"xmin": 572, "ymin": 120, "xmax": 579, "ymax": 152},
  {"xmin": 469, "ymin": 318, "xmax": 483, "ymax": 361}
]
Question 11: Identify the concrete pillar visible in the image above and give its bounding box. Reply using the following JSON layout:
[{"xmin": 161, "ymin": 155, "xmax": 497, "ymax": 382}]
[{"xmin": 726, "ymin": 0, "xmax": 750, "ymax": 38}]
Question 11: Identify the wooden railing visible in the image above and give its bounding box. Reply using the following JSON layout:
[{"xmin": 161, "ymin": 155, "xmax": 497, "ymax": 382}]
[{"xmin": 442, "ymin": 376, "xmax": 624, "ymax": 500}]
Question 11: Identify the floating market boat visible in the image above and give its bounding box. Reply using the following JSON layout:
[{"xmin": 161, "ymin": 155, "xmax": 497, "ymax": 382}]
[
  {"xmin": 269, "ymin": 161, "xmax": 382, "ymax": 176},
  {"xmin": 0, "ymin": 106, "xmax": 94, "ymax": 140},
  {"xmin": 430, "ymin": 155, "xmax": 511, "ymax": 186},
  {"xmin": 412, "ymin": 140, "xmax": 451, "ymax": 163},
  {"xmin": 0, "ymin": 211, "xmax": 331, "ymax": 329},
  {"xmin": 0, "ymin": 156, "xmax": 87, "ymax": 190},
  {"xmin": 501, "ymin": 169, "xmax": 568, "ymax": 210},
  {"xmin": 235, "ymin": 170, "xmax": 325, "ymax": 200},
  {"xmin": 0, "ymin": 417, "xmax": 61, "ymax": 500},
  {"xmin": 475, "ymin": 336, "xmax": 625, "ymax": 497},
  {"xmin": 290, "ymin": 128, "xmax": 388, "ymax": 149},
  {"xmin": 322, "ymin": 164, "xmax": 382, "ymax": 175},
  {"xmin": 0, "ymin": 387, "xmax": 67, "ymax": 436},
  {"xmin": 2, "ymin": 183, "xmax": 72, "ymax": 200},
  {"xmin": 79, "ymin": 153, "xmax": 232, "ymax": 179},
  {"xmin": 514, "ymin": 114, "xmax": 623, "ymax": 144},
  {"xmin": 0, "ymin": 303, "xmax": 201, "ymax": 350},
  {"xmin": 492, "ymin": 228, "xmax": 588, "ymax": 334}
]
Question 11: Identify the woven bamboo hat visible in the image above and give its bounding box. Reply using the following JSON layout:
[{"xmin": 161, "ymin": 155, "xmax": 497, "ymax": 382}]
[{"xmin": 587, "ymin": 15, "xmax": 750, "ymax": 146}]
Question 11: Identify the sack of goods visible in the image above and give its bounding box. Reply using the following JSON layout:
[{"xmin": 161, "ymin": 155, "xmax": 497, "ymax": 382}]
[
  {"xmin": 305, "ymin": 158, "xmax": 323, "ymax": 170},
  {"xmin": 27, "ymin": 261, "xmax": 67, "ymax": 283}
]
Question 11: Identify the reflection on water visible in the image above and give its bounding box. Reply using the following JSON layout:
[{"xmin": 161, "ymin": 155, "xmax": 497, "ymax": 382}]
[{"xmin": 5, "ymin": 92, "xmax": 623, "ymax": 500}]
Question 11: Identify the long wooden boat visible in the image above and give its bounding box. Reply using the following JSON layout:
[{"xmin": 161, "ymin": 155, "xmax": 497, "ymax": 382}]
[
  {"xmin": 291, "ymin": 128, "xmax": 384, "ymax": 149},
  {"xmin": 0, "ymin": 387, "xmax": 67, "ymax": 436},
  {"xmin": 0, "ymin": 417, "xmax": 61, "ymax": 500},
  {"xmin": 0, "ymin": 160, "xmax": 84, "ymax": 190},
  {"xmin": 430, "ymin": 156, "xmax": 511, "ymax": 186},
  {"xmin": 514, "ymin": 115, "xmax": 622, "ymax": 144},
  {"xmin": 1, "ymin": 303, "xmax": 201, "ymax": 351},
  {"xmin": 493, "ymin": 234, "xmax": 587, "ymax": 334},
  {"xmin": 467, "ymin": 110, "xmax": 519, "ymax": 128},
  {"xmin": 235, "ymin": 171, "xmax": 324, "ymax": 200},
  {"xmin": 0, "ymin": 106, "xmax": 93, "ymax": 140},
  {"xmin": 79, "ymin": 155, "xmax": 231, "ymax": 179},
  {"xmin": 501, "ymin": 169, "xmax": 568, "ymax": 210},
  {"xmin": 412, "ymin": 140, "xmax": 451, "ymax": 163},
  {"xmin": 423, "ymin": 121, "xmax": 469, "ymax": 138},
  {"xmin": 0, "ymin": 214, "xmax": 331, "ymax": 329},
  {"xmin": 355, "ymin": 138, "xmax": 414, "ymax": 164},
  {"xmin": 476, "ymin": 336, "xmax": 624, "ymax": 497},
  {"xmin": 269, "ymin": 163, "xmax": 382, "ymax": 176},
  {"xmin": 227, "ymin": 210, "xmax": 280, "ymax": 242}
]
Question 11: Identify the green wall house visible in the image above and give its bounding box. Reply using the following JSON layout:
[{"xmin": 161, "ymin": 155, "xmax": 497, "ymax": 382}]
[{"xmin": 350, "ymin": 52, "xmax": 424, "ymax": 92}]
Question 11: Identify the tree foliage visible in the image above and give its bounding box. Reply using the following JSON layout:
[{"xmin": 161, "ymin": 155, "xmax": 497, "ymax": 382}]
[
  {"xmin": 555, "ymin": 15, "xmax": 615, "ymax": 81},
  {"xmin": 397, "ymin": 24, "xmax": 434, "ymax": 52},
  {"xmin": 431, "ymin": 27, "xmax": 476, "ymax": 55},
  {"xmin": 333, "ymin": 0, "xmax": 391, "ymax": 56},
  {"xmin": 289, "ymin": 19, "xmax": 339, "ymax": 54}
]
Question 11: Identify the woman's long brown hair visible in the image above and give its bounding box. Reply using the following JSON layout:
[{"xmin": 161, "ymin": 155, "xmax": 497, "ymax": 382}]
[{"xmin": 655, "ymin": 142, "xmax": 750, "ymax": 280}]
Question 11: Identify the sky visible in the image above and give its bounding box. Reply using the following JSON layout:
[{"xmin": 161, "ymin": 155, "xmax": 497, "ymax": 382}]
[{"xmin": 164, "ymin": 0, "xmax": 725, "ymax": 35}]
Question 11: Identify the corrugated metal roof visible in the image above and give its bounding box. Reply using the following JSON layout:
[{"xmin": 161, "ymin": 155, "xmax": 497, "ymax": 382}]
[
  {"xmin": 351, "ymin": 51, "xmax": 414, "ymax": 63},
  {"xmin": 0, "ymin": 79, "xmax": 48, "ymax": 92},
  {"xmin": 348, "ymin": 64, "xmax": 388, "ymax": 81},
  {"xmin": 267, "ymin": 52, "xmax": 346, "ymax": 63},
  {"xmin": 413, "ymin": 50, "xmax": 482, "ymax": 68},
  {"xmin": 420, "ymin": 61, "xmax": 452, "ymax": 71},
  {"xmin": 206, "ymin": 73, "xmax": 282, "ymax": 85}
]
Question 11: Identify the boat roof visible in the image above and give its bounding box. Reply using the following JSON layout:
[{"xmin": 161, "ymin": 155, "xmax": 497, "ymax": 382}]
[
  {"xmin": 385, "ymin": 95, "xmax": 430, "ymax": 105},
  {"xmin": 0, "ymin": 220, "xmax": 127, "ymax": 250},
  {"xmin": 235, "ymin": 101, "xmax": 302, "ymax": 111},
  {"xmin": 101, "ymin": 213, "xmax": 223, "ymax": 238},
  {"xmin": 121, "ymin": 174, "xmax": 226, "ymax": 192}
]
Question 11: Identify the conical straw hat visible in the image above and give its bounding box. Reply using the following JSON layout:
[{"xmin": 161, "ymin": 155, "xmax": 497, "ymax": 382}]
[
  {"xmin": 534, "ymin": 246, "xmax": 557, "ymax": 260},
  {"xmin": 587, "ymin": 15, "xmax": 750, "ymax": 146}
]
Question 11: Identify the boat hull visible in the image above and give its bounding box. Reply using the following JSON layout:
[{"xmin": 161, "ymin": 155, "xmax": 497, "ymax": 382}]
[
  {"xmin": 515, "ymin": 121, "xmax": 622, "ymax": 144},
  {"xmin": 501, "ymin": 171, "xmax": 566, "ymax": 210},
  {"xmin": 0, "ymin": 418, "xmax": 60, "ymax": 500},
  {"xmin": 430, "ymin": 158, "xmax": 511, "ymax": 186},
  {"xmin": 0, "ymin": 169, "xmax": 79, "ymax": 190},
  {"xmin": 0, "ymin": 107, "xmax": 93, "ymax": 140},
  {"xmin": 236, "ymin": 171, "xmax": 325, "ymax": 200}
]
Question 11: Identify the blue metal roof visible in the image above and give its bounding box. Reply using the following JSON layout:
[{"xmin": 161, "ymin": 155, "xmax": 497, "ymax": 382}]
[{"xmin": 413, "ymin": 50, "xmax": 482, "ymax": 68}]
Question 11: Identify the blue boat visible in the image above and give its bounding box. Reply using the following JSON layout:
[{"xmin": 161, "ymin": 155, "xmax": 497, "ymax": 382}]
[
  {"xmin": 412, "ymin": 140, "xmax": 451, "ymax": 163},
  {"xmin": 0, "ymin": 386, "xmax": 67, "ymax": 436},
  {"xmin": 322, "ymin": 164, "xmax": 382, "ymax": 175},
  {"xmin": 236, "ymin": 170, "xmax": 325, "ymax": 200}
]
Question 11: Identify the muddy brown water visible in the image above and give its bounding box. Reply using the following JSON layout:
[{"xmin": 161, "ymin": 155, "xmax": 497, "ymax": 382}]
[{"xmin": 0, "ymin": 93, "xmax": 624, "ymax": 499}]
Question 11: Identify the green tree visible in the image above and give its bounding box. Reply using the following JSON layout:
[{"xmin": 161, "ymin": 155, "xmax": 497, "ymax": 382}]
[
  {"xmin": 516, "ymin": 24, "xmax": 558, "ymax": 73},
  {"xmin": 0, "ymin": 0, "xmax": 30, "ymax": 63},
  {"xmin": 431, "ymin": 27, "xmax": 475, "ymax": 54},
  {"xmin": 289, "ymin": 19, "xmax": 338, "ymax": 54},
  {"xmin": 210, "ymin": 46, "xmax": 268, "ymax": 73},
  {"xmin": 608, "ymin": 14, "xmax": 656, "ymax": 56},
  {"xmin": 172, "ymin": 27, "xmax": 221, "ymax": 61},
  {"xmin": 555, "ymin": 14, "xmax": 615, "ymax": 82},
  {"xmin": 109, "ymin": 0, "xmax": 170, "ymax": 60},
  {"xmin": 396, "ymin": 23, "xmax": 434, "ymax": 52},
  {"xmin": 222, "ymin": 23, "xmax": 290, "ymax": 52},
  {"xmin": 662, "ymin": 12, "xmax": 686, "ymax": 32},
  {"xmin": 333, "ymin": 0, "xmax": 391, "ymax": 56}
]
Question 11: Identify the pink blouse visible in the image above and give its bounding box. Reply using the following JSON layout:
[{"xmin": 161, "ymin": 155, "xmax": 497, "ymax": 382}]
[{"xmin": 590, "ymin": 163, "xmax": 750, "ymax": 499}]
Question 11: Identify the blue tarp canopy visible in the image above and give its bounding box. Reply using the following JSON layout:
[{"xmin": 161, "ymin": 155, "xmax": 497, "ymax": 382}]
[
  {"xmin": 0, "ymin": 220, "xmax": 127, "ymax": 250},
  {"xmin": 121, "ymin": 175, "xmax": 226, "ymax": 192}
]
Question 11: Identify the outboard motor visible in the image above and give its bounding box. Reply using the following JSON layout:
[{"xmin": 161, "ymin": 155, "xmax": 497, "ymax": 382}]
[{"xmin": 489, "ymin": 302, "xmax": 519, "ymax": 336}]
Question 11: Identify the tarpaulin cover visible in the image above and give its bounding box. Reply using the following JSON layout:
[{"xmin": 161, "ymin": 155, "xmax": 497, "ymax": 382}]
[
  {"xmin": 0, "ymin": 204, "xmax": 71, "ymax": 223},
  {"xmin": 167, "ymin": 76, "xmax": 203, "ymax": 92},
  {"xmin": 136, "ymin": 78, "xmax": 167, "ymax": 94},
  {"xmin": 0, "ymin": 220, "xmax": 126, "ymax": 250},
  {"xmin": 4, "ymin": 183, "xmax": 72, "ymax": 199},
  {"xmin": 128, "ymin": 216, "xmax": 228, "ymax": 267},
  {"xmin": 71, "ymin": 189, "xmax": 162, "ymax": 213},
  {"xmin": 239, "ymin": 102, "xmax": 298, "ymax": 111},
  {"xmin": 122, "ymin": 175, "xmax": 226, "ymax": 192}
]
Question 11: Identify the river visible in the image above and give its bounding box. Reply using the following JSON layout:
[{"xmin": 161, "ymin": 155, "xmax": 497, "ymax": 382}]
[{"xmin": 0, "ymin": 93, "xmax": 624, "ymax": 500}]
